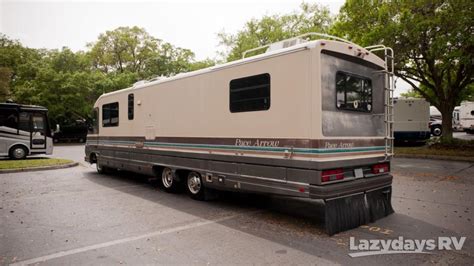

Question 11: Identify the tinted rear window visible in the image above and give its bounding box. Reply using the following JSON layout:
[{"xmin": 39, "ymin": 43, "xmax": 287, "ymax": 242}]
[{"xmin": 336, "ymin": 72, "xmax": 372, "ymax": 112}]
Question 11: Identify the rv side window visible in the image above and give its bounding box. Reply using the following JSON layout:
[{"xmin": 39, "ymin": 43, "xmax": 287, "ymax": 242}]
[
  {"xmin": 230, "ymin": 73, "xmax": 270, "ymax": 113},
  {"xmin": 102, "ymin": 102, "xmax": 119, "ymax": 127},
  {"xmin": 128, "ymin": 94, "xmax": 134, "ymax": 120},
  {"xmin": 336, "ymin": 72, "xmax": 372, "ymax": 112},
  {"xmin": 0, "ymin": 109, "xmax": 18, "ymax": 131},
  {"xmin": 18, "ymin": 112, "xmax": 30, "ymax": 132}
]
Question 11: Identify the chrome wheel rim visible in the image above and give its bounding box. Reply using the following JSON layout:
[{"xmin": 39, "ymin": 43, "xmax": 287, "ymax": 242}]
[
  {"xmin": 13, "ymin": 148, "xmax": 25, "ymax": 159},
  {"xmin": 162, "ymin": 169, "xmax": 174, "ymax": 188},
  {"xmin": 433, "ymin": 128, "xmax": 441, "ymax": 136},
  {"xmin": 187, "ymin": 173, "xmax": 201, "ymax": 194}
]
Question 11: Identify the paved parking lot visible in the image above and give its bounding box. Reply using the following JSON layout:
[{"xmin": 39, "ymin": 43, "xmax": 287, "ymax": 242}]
[
  {"xmin": 453, "ymin": 131, "xmax": 474, "ymax": 141},
  {"xmin": 1, "ymin": 145, "xmax": 473, "ymax": 265}
]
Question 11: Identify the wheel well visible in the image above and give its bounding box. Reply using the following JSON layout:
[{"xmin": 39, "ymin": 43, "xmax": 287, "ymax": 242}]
[
  {"xmin": 152, "ymin": 165, "xmax": 165, "ymax": 177},
  {"xmin": 175, "ymin": 169, "xmax": 190, "ymax": 182},
  {"xmin": 152, "ymin": 166, "xmax": 191, "ymax": 182}
]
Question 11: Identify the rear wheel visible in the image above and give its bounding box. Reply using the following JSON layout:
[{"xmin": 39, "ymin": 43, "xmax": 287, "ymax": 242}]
[
  {"xmin": 9, "ymin": 145, "xmax": 27, "ymax": 160},
  {"xmin": 186, "ymin": 172, "xmax": 206, "ymax": 200},
  {"xmin": 161, "ymin": 168, "xmax": 180, "ymax": 192}
]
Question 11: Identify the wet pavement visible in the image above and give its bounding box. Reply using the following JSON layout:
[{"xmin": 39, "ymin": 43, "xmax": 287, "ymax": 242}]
[{"xmin": 1, "ymin": 145, "xmax": 473, "ymax": 265}]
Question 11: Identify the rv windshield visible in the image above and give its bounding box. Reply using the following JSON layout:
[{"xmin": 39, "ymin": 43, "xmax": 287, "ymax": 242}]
[
  {"xmin": 89, "ymin": 108, "xmax": 99, "ymax": 134},
  {"xmin": 336, "ymin": 72, "xmax": 372, "ymax": 112}
]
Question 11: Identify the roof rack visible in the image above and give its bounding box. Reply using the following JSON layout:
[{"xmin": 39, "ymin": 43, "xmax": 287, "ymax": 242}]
[{"xmin": 241, "ymin": 32, "xmax": 357, "ymax": 59}]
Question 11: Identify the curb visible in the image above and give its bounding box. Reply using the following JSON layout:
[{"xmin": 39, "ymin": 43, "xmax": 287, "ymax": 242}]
[
  {"xmin": 0, "ymin": 162, "xmax": 79, "ymax": 174},
  {"xmin": 395, "ymin": 154, "xmax": 474, "ymax": 163}
]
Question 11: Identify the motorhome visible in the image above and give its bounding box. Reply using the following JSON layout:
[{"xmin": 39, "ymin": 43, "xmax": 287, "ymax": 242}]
[
  {"xmin": 393, "ymin": 98, "xmax": 431, "ymax": 144},
  {"xmin": 460, "ymin": 101, "xmax": 474, "ymax": 134},
  {"xmin": 85, "ymin": 33, "xmax": 395, "ymax": 235},
  {"xmin": 0, "ymin": 103, "xmax": 53, "ymax": 159}
]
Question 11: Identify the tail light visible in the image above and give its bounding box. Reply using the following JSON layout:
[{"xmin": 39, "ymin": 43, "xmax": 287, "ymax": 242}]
[
  {"xmin": 372, "ymin": 163, "xmax": 389, "ymax": 174},
  {"xmin": 321, "ymin": 169, "xmax": 344, "ymax": 182}
]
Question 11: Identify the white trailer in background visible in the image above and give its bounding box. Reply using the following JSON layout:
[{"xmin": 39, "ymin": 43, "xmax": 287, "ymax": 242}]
[
  {"xmin": 460, "ymin": 101, "xmax": 474, "ymax": 134},
  {"xmin": 452, "ymin": 106, "xmax": 462, "ymax": 131},
  {"xmin": 393, "ymin": 98, "xmax": 431, "ymax": 144}
]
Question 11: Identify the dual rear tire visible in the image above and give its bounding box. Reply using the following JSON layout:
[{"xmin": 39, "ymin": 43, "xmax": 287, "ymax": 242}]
[
  {"xmin": 161, "ymin": 168, "xmax": 207, "ymax": 200},
  {"xmin": 95, "ymin": 164, "xmax": 209, "ymax": 201}
]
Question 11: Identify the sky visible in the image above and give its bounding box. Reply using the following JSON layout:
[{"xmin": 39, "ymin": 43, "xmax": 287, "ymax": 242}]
[{"xmin": 0, "ymin": 0, "xmax": 410, "ymax": 94}]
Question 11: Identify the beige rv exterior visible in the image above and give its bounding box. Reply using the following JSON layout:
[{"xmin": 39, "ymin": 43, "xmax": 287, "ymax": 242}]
[
  {"xmin": 89, "ymin": 41, "xmax": 387, "ymax": 159},
  {"xmin": 85, "ymin": 37, "xmax": 394, "ymax": 234}
]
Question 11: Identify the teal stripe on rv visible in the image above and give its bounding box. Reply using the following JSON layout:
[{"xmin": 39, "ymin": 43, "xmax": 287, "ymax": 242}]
[{"xmin": 90, "ymin": 140, "xmax": 385, "ymax": 154}]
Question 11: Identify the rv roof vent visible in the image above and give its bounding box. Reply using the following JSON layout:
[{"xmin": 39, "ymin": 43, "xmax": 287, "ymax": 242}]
[
  {"xmin": 266, "ymin": 38, "xmax": 308, "ymax": 53},
  {"xmin": 133, "ymin": 80, "xmax": 147, "ymax": 87},
  {"xmin": 147, "ymin": 76, "xmax": 167, "ymax": 83}
]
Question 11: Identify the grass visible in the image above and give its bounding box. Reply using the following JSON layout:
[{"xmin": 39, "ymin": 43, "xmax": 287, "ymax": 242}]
[
  {"xmin": 0, "ymin": 158, "xmax": 74, "ymax": 170},
  {"xmin": 395, "ymin": 138, "xmax": 474, "ymax": 159}
]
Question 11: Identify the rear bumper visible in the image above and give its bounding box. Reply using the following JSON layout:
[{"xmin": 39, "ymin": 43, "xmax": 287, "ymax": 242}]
[{"xmin": 309, "ymin": 174, "xmax": 392, "ymax": 199}]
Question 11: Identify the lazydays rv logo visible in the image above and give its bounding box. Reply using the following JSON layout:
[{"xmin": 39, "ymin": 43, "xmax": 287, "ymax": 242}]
[{"xmin": 348, "ymin": 236, "xmax": 466, "ymax": 257}]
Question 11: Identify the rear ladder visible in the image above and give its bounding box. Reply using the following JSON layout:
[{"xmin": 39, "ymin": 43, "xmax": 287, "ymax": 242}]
[{"xmin": 365, "ymin": 45, "xmax": 395, "ymax": 161}]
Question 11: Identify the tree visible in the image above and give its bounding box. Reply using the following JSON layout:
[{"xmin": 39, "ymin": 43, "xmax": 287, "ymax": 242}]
[
  {"xmin": 1, "ymin": 30, "xmax": 215, "ymax": 123},
  {"xmin": 87, "ymin": 26, "xmax": 210, "ymax": 79},
  {"xmin": 87, "ymin": 26, "xmax": 160, "ymax": 76},
  {"xmin": 400, "ymin": 89, "xmax": 423, "ymax": 99},
  {"xmin": 218, "ymin": 3, "xmax": 333, "ymax": 61},
  {"xmin": 0, "ymin": 67, "xmax": 12, "ymax": 101},
  {"xmin": 333, "ymin": 0, "xmax": 474, "ymax": 141}
]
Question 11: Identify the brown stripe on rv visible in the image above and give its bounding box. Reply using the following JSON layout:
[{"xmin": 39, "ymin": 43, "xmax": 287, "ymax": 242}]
[{"xmin": 87, "ymin": 136, "xmax": 384, "ymax": 148}]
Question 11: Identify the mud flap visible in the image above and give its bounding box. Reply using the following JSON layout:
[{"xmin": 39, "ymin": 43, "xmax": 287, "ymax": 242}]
[
  {"xmin": 324, "ymin": 186, "xmax": 394, "ymax": 236},
  {"xmin": 366, "ymin": 186, "xmax": 394, "ymax": 222}
]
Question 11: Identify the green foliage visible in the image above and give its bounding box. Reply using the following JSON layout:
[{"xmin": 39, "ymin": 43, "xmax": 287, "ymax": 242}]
[
  {"xmin": 333, "ymin": 0, "xmax": 474, "ymax": 141},
  {"xmin": 0, "ymin": 158, "xmax": 73, "ymax": 169},
  {"xmin": 399, "ymin": 89, "xmax": 423, "ymax": 99},
  {"xmin": 218, "ymin": 3, "xmax": 333, "ymax": 61},
  {"xmin": 0, "ymin": 28, "xmax": 215, "ymax": 123},
  {"xmin": 0, "ymin": 67, "xmax": 12, "ymax": 101}
]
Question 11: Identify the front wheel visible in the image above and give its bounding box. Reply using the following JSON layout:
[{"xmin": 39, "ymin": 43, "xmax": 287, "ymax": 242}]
[
  {"xmin": 431, "ymin": 125, "xmax": 442, "ymax": 136},
  {"xmin": 9, "ymin": 145, "xmax": 28, "ymax": 160},
  {"xmin": 96, "ymin": 162, "xmax": 112, "ymax": 174}
]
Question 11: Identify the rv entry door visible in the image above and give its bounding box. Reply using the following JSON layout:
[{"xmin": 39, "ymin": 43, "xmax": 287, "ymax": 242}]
[{"xmin": 31, "ymin": 113, "xmax": 47, "ymax": 150}]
